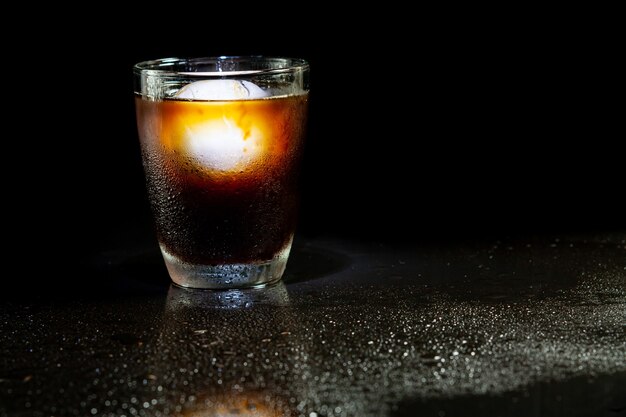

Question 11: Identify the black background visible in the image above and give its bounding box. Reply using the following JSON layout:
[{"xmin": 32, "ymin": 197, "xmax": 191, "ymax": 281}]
[
  {"xmin": 2, "ymin": 14, "xmax": 624, "ymax": 417},
  {"xmin": 11, "ymin": 13, "xmax": 622, "ymax": 279}
]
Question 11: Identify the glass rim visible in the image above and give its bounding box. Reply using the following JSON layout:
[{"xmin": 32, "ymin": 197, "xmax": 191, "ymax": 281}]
[{"xmin": 133, "ymin": 55, "xmax": 309, "ymax": 77}]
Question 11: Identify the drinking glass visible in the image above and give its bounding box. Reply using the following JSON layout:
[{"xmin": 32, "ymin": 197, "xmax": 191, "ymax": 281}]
[{"xmin": 134, "ymin": 56, "xmax": 309, "ymax": 289}]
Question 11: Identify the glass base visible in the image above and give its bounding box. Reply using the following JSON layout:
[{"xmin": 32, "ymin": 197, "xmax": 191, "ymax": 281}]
[{"xmin": 160, "ymin": 243, "xmax": 292, "ymax": 290}]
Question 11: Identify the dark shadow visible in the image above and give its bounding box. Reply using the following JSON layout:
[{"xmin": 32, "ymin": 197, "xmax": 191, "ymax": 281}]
[
  {"xmin": 0, "ymin": 238, "xmax": 351, "ymax": 304},
  {"xmin": 1, "ymin": 243, "xmax": 170, "ymax": 303},
  {"xmin": 282, "ymin": 241, "xmax": 351, "ymax": 285},
  {"xmin": 113, "ymin": 239, "xmax": 352, "ymax": 291},
  {"xmin": 114, "ymin": 246, "xmax": 172, "ymax": 290},
  {"xmin": 79, "ymin": 243, "xmax": 172, "ymax": 299}
]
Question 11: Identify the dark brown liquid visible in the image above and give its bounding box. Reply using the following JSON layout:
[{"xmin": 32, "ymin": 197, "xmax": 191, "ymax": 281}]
[{"xmin": 135, "ymin": 94, "xmax": 308, "ymax": 265}]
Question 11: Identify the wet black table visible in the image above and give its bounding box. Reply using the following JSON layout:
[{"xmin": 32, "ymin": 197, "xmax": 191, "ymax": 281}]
[{"xmin": 1, "ymin": 234, "xmax": 625, "ymax": 417}]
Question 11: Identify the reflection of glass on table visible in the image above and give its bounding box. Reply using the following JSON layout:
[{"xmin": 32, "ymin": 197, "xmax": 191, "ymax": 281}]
[
  {"xmin": 165, "ymin": 282, "xmax": 292, "ymax": 310},
  {"xmin": 149, "ymin": 282, "xmax": 306, "ymax": 416}
]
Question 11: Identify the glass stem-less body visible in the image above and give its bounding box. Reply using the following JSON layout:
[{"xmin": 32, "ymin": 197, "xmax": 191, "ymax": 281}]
[
  {"xmin": 134, "ymin": 57, "xmax": 309, "ymax": 289},
  {"xmin": 136, "ymin": 95, "xmax": 307, "ymax": 288}
]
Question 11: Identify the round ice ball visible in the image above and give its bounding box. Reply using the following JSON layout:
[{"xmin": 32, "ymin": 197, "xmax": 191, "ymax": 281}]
[{"xmin": 176, "ymin": 80, "xmax": 268, "ymax": 100}]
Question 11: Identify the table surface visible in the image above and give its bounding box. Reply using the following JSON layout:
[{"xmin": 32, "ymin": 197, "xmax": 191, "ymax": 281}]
[{"xmin": 1, "ymin": 234, "xmax": 625, "ymax": 417}]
